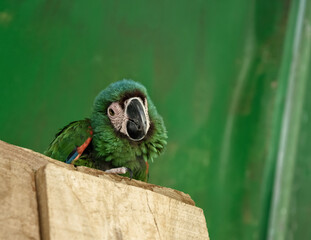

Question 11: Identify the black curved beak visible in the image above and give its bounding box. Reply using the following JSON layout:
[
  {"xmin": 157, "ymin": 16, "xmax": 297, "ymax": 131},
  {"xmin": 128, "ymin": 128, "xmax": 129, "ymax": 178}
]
[{"xmin": 126, "ymin": 98, "xmax": 148, "ymax": 141}]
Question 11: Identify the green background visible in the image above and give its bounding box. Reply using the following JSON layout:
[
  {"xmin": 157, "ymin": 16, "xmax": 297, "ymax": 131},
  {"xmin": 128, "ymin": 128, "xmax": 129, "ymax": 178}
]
[{"xmin": 1, "ymin": 0, "xmax": 310, "ymax": 239}]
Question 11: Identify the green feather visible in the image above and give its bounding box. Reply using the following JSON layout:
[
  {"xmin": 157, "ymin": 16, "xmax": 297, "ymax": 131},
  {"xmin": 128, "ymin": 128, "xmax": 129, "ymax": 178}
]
[
  {"xmin": 44, "ymin": 119, "xmax": 92, "ymax": 162},
  {"xmin": 149, "ymin": 145, "xmax": 158, "ymax": 153},
  {"xmin": 141, "ymin": 145, "xmax": 147, "ymax": 154}
]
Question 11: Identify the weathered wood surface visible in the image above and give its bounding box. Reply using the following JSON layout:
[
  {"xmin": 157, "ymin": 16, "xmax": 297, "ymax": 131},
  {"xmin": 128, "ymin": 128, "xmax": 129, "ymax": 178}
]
[
  {"xmin": 0, "ymin": 140, "xmax": 209, "ymax": 240},
  {"xmin": 77, "ymin": 166, "xmax": 195, "ymax": 206},
  {"xmin": 0, "ymin": 143, "xmax": 41, "ymax": 240},
  {"xmin": 37, "ymin": 163, "xmax": 209, "ymax": 240}
]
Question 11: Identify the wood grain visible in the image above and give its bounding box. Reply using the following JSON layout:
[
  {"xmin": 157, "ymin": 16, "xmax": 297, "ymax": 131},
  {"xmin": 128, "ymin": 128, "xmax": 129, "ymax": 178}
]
[
  {"xmin": 0, "ymin": 140, "xmax": 209, "ymax": 239},
  {"xmin": 0, "ymin": 142, "xmax": 42, "ymax": 239},
  {"xmin": 36, "ymin": 163, "xmax": 209, "ymax": 240}
]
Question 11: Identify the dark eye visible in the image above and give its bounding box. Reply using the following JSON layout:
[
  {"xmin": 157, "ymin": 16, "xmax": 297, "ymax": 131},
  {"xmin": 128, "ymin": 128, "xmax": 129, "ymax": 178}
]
[{"xmin": 108, "ymin": 108, "xmax": 115, "ymax": 116}]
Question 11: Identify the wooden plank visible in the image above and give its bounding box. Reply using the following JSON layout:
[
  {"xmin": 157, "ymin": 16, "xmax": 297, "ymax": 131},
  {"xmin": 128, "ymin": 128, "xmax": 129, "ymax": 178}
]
[
  {"xmin": 36, "ymin": 163, "xmax": 209, "ymax": 240},
  {"xmin": 0, "ymin": 143, "xmax": 41, "ymax": 240},
  {"xmin": 0, "ymin": 140, "xmax": 207, "ymax": 239},
  {"xmin": 0, "ymin": 140, "xmax": 74, "ymax": 240}
]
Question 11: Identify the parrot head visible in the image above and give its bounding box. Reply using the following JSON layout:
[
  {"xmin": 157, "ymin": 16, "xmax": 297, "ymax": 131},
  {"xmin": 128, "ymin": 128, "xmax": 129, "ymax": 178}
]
[
  {"xmin": 105, "ymin": 89, "xmax": 150, "ymax": 142},
  {"xmin": 91, "ymin": 79, "xmax": 167, "ymax": 177}
]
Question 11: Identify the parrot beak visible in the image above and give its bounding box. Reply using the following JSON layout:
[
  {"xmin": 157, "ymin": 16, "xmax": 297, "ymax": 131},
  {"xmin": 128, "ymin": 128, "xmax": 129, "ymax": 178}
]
[{"xmin": 125, "ymin": 97, "xmax": 149, "ymax": 141}]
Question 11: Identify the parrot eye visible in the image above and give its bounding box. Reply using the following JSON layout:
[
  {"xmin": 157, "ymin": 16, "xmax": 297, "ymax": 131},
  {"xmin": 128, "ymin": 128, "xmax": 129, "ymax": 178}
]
[
  {"xmin": 107, "ymin": 102, "xmax": 124, "ymax": 131},
  {"xmin": 108, "ymin": 108, "xmax": 115, "ymax": 116}
]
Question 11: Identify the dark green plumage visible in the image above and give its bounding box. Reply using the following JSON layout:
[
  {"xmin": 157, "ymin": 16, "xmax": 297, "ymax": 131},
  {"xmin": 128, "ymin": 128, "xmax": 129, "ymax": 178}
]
[{"xmin": 45, "ymin": 80, "xmax": 167, "ymax": 182}]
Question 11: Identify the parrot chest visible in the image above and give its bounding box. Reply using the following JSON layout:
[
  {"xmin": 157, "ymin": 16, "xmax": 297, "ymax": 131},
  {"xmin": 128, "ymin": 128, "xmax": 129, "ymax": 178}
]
[{"xmin": 90, "ymin": 149, "xmax": 148, "ymax": 182}]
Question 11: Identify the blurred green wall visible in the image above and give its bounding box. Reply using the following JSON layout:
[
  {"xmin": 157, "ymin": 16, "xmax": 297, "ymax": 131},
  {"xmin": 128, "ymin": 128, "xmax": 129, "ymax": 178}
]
[{"xmin": 1, "ymin": 0, "xmax": 310, "ymax": 239}]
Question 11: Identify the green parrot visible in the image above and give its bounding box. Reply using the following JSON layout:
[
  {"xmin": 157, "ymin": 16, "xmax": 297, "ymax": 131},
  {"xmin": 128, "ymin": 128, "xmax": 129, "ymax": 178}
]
[{"xmin": 44, "ymin": 79, "xmax": 167, "ymax": 182}]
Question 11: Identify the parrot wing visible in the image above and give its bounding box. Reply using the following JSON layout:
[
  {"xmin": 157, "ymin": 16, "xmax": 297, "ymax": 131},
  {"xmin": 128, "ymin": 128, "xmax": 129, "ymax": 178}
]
[{"xmin": 44, "ymin": 119, "xmax": 93, "ymax": 164}]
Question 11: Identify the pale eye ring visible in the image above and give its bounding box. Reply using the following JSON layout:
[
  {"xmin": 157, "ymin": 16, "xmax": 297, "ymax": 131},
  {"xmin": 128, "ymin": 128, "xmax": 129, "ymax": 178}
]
[{"xmin": 108, "ymin": 108, "xmax": 115, "ymax": 116}]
